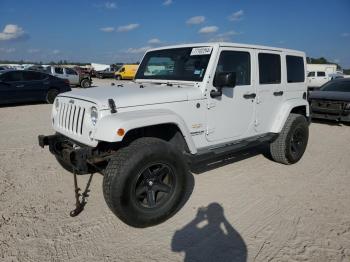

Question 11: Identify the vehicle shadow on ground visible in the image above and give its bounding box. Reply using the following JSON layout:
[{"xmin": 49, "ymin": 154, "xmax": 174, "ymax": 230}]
[
  {"xmin": 190, "ymin": 146, "xmax": 266, "ymax": 174},
  {"xmin": 171, "ymin": 203, "xmax": 247, "ymax": 262}
]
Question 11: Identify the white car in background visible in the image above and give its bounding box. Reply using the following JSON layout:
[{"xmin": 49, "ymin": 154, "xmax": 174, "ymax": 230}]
[{"xmin": 307, "ymin": 71, "xmax": 330, "ymax": 89}]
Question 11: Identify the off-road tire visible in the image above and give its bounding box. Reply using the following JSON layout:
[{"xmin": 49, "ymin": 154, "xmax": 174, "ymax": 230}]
[
  {"xmin": 46, "ymin": 89, "xmax": 59, "ymax": 104},
  {"xmin": 269, "ymin": 113, "xmax": 309, "ymax": 165},
  {"xmin": 102, "ymin": 137, "xmax": 189, "ymax": 228},
  {"xmin": 80, "ymin": 78, "xmax": 90, "ymax": 88}
]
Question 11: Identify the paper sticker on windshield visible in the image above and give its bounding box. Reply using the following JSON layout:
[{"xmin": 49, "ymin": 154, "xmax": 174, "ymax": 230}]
[{"xmin": 190, "ymin": 47, "xmax": 212, "ymax": 56}]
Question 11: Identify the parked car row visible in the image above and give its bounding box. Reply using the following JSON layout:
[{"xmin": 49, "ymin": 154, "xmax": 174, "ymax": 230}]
[
  {"xmin": 0, "ymin": 70, "xmax": 71, "ymax": 105},
  {"xmin": 1, "ymin": 65, "xmax": 92, "ymax": 88}
]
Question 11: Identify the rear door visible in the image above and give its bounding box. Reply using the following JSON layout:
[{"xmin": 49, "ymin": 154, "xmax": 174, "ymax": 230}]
[
  {"xmin": 308, "ymin": 71, "xmax": 317, "ymax": 87},
  {"xmin": 255, "ymin": 51, "xmax": 284, "ymax": 134}
]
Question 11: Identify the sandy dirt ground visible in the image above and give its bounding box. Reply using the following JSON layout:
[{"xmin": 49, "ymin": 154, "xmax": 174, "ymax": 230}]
[{"xmin": 1, "ymin": 80, "xmax": 350, "ymax": 261}]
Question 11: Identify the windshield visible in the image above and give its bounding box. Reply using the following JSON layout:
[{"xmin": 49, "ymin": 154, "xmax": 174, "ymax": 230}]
[
  {"xmin": 135, "ymin": 47, "xmax": 212, "ymax": 82},
  {"xmin": 320, "ymin": 80, "xmax": 350, "ymax": 92}
]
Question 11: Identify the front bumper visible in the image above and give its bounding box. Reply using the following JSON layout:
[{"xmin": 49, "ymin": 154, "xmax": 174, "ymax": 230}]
[
  {"xmin": 311, "ymin": 100, "xmax": 350, "ymax": 122},
  {"xmin": 38, "ymin": 134, "xmax": 96, "ymax": 174}
]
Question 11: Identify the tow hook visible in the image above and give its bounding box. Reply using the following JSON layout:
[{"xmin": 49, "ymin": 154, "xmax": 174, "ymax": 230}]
[{"xmin": 70, "ymin": 169, "xmax": 94, "ymax": 217}]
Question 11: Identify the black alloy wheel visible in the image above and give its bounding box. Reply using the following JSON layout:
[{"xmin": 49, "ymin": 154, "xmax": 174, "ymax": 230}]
[{"xmin": 133, "ymin": 163, "xmax": 175, "ymax": 209}]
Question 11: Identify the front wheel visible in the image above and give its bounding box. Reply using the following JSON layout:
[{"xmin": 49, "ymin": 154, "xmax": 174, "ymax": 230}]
[
  {"xmin": 269, "ymin": 113, "xmax": 309, "ymax": 165},
  {"xmin": 80, "ymin": 78, "xmax": 91, "ymax": 88},
  {"xmin": 115, "ymin": 75, "xmax": 122, "ymax": 80},
  {"xmin": 46, "ymin": 89, "xmax": 59, "ymax": 104},
  {"xmin": 102, "ymin": 137, "xmax": 189, "ymax": 228}
]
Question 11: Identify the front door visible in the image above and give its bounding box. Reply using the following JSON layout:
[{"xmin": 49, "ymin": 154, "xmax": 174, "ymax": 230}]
[
  {"xmin": 64, "ymin": 68, "xmax": 79, "ymax": 85},
  {"xmin": 307, "ymin": 71, "xmax": 316, "ymax": 87},
  {"xmin": 206, "ymin": 48, "xmax": 256, "ymax": 142}
]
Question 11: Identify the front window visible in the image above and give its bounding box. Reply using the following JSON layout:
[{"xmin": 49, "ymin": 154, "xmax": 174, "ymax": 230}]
[{"xmin": 135, "ymin": 47, "xmax": 212, "ymax": 82}]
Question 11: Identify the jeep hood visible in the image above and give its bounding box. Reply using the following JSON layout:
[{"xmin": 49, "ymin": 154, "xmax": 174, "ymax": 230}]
[{"xmin": 59, "ymin": 82, "xmax": 203, "ymax": 109}]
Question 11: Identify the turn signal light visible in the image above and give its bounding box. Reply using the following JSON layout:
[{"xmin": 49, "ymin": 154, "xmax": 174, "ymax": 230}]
[{"xmin": 117, "ymin": 128, "xmax": 125, "ymax": 137}]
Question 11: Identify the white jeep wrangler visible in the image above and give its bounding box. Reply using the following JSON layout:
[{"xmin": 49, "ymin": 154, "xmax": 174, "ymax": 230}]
[{"xmin": 39, "ymin": 42, "xmax": 310, "ymax": 228}]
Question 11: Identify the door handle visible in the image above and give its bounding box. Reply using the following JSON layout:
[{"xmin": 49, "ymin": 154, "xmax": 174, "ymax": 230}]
[
  {"xmin": 243, "ymin": 93, "xmax": 256, "ymax": 99},
  {"xmin": 16, "ymin": 84, "xmax": 24, "ymax": 88},
  {"xmin": 273, "ymin": 91, "xmax": 284, "ymax": 96}
]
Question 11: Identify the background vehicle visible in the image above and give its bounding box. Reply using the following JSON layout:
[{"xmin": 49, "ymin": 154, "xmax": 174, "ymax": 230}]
[
  {"xmin": 115, "ymin": 64, "xmax": 138, "ymax": 80},
  {"xmin": 0, "ymin": 66, "xmax": 9, "ymax": 71},
  {"xmin": 307, "ymin": 64, "xmax": 341, "ymax": 89},
  {"xmin": 95, "ymin": 68, "xmax": 116, "ymax": 79},
  {"xmin": 45, "ymin": 66, "xmax": 92, "ymax": 88},
  {"xmin": 39, "ymin": 43, "xmax": 309, "ymax": 228},
  {"xmin": 309, "ymin": 78, "xmax": 350, "ymax": 122},
  {"xmin": 0, "ymin": 70, "xmax": 71, "ymax": 105}
]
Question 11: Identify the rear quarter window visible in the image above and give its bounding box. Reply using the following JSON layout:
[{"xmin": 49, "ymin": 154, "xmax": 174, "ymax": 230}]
[{"xmin": 286, "ymin": 55, "xmax": 305, "ymax": 83}]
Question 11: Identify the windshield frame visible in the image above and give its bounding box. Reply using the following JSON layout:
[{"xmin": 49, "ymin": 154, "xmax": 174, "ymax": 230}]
[{"xmin": 135, "ymin": 46, "xmax": 213, "ymax": 83}]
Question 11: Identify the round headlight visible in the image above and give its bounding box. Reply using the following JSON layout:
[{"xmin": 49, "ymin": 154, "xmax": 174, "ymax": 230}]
[
  {"xmin": 90, "ymin": 106, "xmax": 98, "ymax": 126},
  {"xmin": 55, "ymin": 99, "xmax": 59, "ymax": 110}
]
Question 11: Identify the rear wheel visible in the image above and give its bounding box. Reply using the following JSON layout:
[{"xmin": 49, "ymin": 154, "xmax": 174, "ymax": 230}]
[
  {"xmin": 102, "ymin": 137, "xmax": 189, "ymax": 228},
  {"xmin": 46, "ymin": 89, "xmax": 59, "ymax": 104},
  {"xmin": 269, "ymin": 113, "xmax": 309, "ymax": 164}
]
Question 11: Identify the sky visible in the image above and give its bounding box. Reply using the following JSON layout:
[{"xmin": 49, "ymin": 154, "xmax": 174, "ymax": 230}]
[{"xmin": 0, "ymin": 0, "xmax": 349, "ymax": 67}]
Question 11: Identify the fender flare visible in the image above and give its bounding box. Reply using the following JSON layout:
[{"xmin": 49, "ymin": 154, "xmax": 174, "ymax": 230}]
[
  {"xmin": 270, "ymin": 99, "xmax": 310, "ymax": 133},
  {"xmin": 94, "ymin": 109, "xmax": 197, "ymax": 154}
]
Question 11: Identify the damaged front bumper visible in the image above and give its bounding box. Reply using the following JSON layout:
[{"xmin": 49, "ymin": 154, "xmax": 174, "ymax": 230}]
[{"xmin": 38, "ymin": 134, "xmax": 101, "ymax": 174}]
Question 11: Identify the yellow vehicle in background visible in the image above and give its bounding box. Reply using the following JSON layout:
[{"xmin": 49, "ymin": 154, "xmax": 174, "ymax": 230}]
[{"xmin": 115, "ymin": 64, "xmax": 138, "ymax": 80}]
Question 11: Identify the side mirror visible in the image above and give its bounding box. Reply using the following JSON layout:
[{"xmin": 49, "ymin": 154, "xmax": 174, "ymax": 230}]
[
  {"xmin": 214, "ymin": 72, "xmax": 236, "ymax": 88},
  {"xmin": 210, "ymin": 72, "xmax": 236, "ymax": 98}
]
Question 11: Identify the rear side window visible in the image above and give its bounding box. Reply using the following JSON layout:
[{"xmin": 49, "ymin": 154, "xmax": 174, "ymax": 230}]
[
  {"xmin": 258, "ymin": 53, "xmax": 281, "ymax": 84},
  {"xmin": 55, "ymin": 67, "xmax": 64, "ymax": 74},
  {"xmin": 308, "ymin": 72, "xmax": 315, "ymax": 77},
  {"xmin": 317, "ymin": 71, "xmax": 326, "ymax": 77},
  {"xmin": 286, "ymin": 55, "xmax": 305, "ymax": 83},
  {"xmin": 214, "ymin": 51, "xmax": 251, "ymax": 86},
  {"xmin": 2, "ymin": 71, "xmax": 23, "ymax": 82}
]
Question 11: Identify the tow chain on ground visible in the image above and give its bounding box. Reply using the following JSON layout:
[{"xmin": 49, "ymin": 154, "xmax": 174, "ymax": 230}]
[{"xmin": 70, "ymin": 169, "xmax": 94, "ymax": 217}]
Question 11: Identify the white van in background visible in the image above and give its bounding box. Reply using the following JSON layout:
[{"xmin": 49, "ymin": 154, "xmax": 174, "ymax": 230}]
[{"xmin": 307, "ymin": 64, "xmax": 343, "ymax": 89}]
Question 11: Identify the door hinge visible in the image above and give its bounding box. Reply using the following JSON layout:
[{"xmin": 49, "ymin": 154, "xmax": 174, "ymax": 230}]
[
  {"xmin": 206, "ymin": 127, "xmax": 215, "ymax": 135},
  {"xmin": 207, "ymin": 101, "xmax": 216, "ymax": 109}
]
